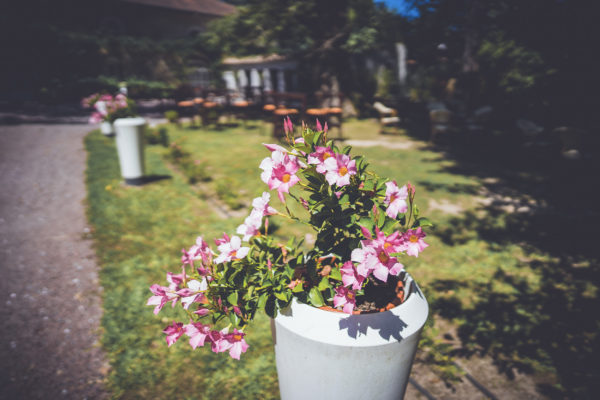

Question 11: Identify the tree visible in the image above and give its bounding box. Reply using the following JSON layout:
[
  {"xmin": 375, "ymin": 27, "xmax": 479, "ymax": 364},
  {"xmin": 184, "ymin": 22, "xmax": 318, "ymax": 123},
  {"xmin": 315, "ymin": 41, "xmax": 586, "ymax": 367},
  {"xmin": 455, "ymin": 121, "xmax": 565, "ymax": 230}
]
[{"xmin": 204, "ymin": 0, "xmax": 409, "ymax": 105}]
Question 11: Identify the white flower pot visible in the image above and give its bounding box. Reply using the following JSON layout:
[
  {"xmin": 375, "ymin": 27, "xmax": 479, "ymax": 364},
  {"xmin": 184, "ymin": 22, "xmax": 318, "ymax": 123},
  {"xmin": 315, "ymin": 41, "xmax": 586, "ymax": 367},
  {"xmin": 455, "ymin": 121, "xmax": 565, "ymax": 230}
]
[
  {"xmin": 114, "ymin": 117, "xmax": 146, "ymax": 185},
  {"xmin": 273, "ymin": 273, "xmax": 428, "ymax": 400},
  {"xmin": 100, "ymin": 121, "xmax": 114, "ymax": 136}
]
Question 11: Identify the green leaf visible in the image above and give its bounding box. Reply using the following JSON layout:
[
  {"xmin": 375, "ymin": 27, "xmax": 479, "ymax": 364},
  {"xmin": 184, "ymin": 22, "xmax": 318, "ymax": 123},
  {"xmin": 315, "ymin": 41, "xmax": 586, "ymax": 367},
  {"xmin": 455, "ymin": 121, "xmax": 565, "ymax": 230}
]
[
  {"xmin": 228, "ymin": 312, "xmax": 240, "ymax": 327},
  {"xmin": 265, "ymin": 295, "xmax": 277, "ymax": 318},
  {"xmin": 257, "ymin": 292, "xmax": 268, "ymax": 309},
  {"xmin": 313, "ymin": 130, "xmax": 324, "ymax": 145},
  {"xmin": 227, "ymin": 292, "xmax": 238, "ymax": 306},
  {"xmin": 317, "ymin": 277, "xmax": 332, "ymax": 291},
  {"xmin": 377, "ymin": 209, "xmax": 386, "ymax": 228},
  {"xmin": 382, "ymin": 217, "xmax": 398, "ymax": 235},
  {"xmin": 414, "ymin": 217, "xmax": 433, "ymax": 228},
  {"xmin": 292, "ymin": 282, "xmax": 304, "ymax": 293},
  {"xmin": 308, "ymin": 287, "xmax": 325, "ymax": 307},
  {"xmin": 274, "ymin": 291, "xmax": 289, "ymax": 301},
  {"xmin": 358, "ymin": 216, "xmax": 374, "ymax": 232},
  {"xmin": 329, "ymin": 267, "xmax": 342, "ymax": 281}
]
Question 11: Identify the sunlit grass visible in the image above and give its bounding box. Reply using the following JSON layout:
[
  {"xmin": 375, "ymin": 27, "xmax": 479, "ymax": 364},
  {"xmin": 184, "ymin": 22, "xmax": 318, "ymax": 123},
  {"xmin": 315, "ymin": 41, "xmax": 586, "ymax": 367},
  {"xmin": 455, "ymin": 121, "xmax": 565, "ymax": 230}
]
[{"xmin": 86, "ymin": 118, "xmax": 561, "ymax": 397}]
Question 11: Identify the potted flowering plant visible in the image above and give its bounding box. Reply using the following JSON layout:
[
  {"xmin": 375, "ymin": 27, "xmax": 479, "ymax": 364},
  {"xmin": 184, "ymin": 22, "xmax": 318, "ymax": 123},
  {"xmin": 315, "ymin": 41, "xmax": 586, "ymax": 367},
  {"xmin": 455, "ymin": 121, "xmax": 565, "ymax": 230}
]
[
  {"xmin": 83, "ymin": 93, "xmax": 134, "ymax": 136},
  {"xmin": 148, "ymin": 118, "xmax": 432, "ymax": 399}
]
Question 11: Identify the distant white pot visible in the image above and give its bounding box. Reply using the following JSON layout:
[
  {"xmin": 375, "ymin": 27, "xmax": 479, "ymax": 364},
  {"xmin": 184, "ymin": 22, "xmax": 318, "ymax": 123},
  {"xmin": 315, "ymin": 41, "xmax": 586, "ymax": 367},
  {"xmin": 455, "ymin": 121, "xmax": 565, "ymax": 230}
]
[
  {"xmin": 100, "ymin": 121, "xmax": 114, "ymax": 136},
  {"xmin": 273, "ymin": 273, "xmax": 428, "ymax": 400},
  {"xmin": 113, "ymin": 117, "xmax": 146, "ymax": 185}
]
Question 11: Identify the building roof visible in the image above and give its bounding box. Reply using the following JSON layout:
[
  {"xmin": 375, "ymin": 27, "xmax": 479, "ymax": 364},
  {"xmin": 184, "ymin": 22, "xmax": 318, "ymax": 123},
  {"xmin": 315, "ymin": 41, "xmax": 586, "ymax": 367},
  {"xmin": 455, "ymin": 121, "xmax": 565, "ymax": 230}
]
[{"xmin": 120, "ymin": 0, "xmax": 236, "ymax": 17}]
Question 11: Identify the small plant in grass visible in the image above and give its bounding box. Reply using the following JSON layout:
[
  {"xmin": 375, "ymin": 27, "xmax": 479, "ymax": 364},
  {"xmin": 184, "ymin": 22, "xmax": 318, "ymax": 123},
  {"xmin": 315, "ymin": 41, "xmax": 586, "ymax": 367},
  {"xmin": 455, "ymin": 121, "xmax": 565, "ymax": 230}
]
[
  {"xmin": 184, "ymin": 160, "xmax": 211, "ymax": 184},
  {"xmin": 164, "ymin": 110, "xmax": 179, "ymax": 124},
  {"xmin": 148, "ymin": 117, "xmax": 432, "ymax": 359},
  {"xmin": 166, "ymin": 141, "xmax": 190, "ymax": 162},
  {"xmin": 146, "ymin": 128, "xmax": 170, "ymax": 147}
]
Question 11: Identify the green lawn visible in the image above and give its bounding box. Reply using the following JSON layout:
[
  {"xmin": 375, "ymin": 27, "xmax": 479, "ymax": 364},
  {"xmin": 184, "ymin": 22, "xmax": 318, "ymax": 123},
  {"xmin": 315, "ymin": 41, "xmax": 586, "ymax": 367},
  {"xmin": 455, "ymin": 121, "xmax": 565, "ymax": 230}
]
[{"xmin": 86, "ymin": 118, "xmax": 596, "ymax": 398}]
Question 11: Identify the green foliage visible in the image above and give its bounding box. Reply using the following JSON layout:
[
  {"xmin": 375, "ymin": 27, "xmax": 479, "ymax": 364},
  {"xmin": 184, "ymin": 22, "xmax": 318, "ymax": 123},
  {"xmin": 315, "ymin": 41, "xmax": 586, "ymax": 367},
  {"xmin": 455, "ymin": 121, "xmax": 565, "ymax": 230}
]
[
  {"xmin": 164, "ymin": 110, "xmax": 180, "ymax": 124},
  {"xmin": 145, "ymin": 128, "xmax": 170, "ymax": 147},
  {"xmin": 478, "ymin": 32, "xmax": 550, "ymax": 95}
]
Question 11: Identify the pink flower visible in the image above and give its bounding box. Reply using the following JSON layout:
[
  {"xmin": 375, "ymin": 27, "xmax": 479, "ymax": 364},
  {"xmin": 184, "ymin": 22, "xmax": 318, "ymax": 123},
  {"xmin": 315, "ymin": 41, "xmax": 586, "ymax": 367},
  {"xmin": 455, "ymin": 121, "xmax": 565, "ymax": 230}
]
[
  {"xmin": 163, "ymin": 322, "xmax": 185, "ymax": 347},
  {"xmin": 179, "ymin": 278, "xmax": 208, "ymax": 309},
  {"xmin": 259, "ymin": 150, "xmax": 301, "ymax": 202},
  {"xmin": 251, "ymin": 192, "xmax": 277, "ymax": 216},
  {"xmin": 147, "ymin": 270, "xmax": 186, "ymax": 314},
  {"xmin": 351, "ymin": 228, "xmax": 404, "ymax": 283},
  {"xmin": 340, "ymin": 261, "xmax": 365, "ymax": 290},
  {"xmin": 307, "ymin": 146, "xmax": 335, "ymax": 174},
  {"xmin": 361, "ymin": 227, "xmax": 404, "ymax": 254},
  {"xmin": 333, "ymin": 286, "xmax": 356, "ymax": 314},
  {"xmin": 184, "ymin": 322, "xmax": 211, "ymax": 349},
  {"xmin": 147, "ymin": 284, "xmax": 175, "ymax": 314},
  {"xmin": 181, "ymin": 236, "xmax": 213, "ymax": 269},
  {"xmin": 214, "ymin": 232, "xmax": 230, "ymax": 246},
  {"xmin": 323, "ymin": 153, "xmax": 357, "ymax": 187},
  {"xmin": 194, "ymin": 308, "xmax": 210, "ymax": 316},
  {"xmin": 316, "ymin": 118, "xmax": 323, "ymax": 132},
  {"xmin": 401, "ymin": 227, "xmax": 429, "ymax": 257},
  {"xmin": 263, "ymin": 143, "xmax": 288, "ymax": 153},
  {"xmin": 214, "ymin": 235, "xmax": 249, "ymax": 264},
  {"xmin": 88, "ymin": 112, "xmax": 104, "ymax": 124},
  {"xmin": 208, "ymin": 329, "xmax": 229, "ymax": 353},
  {"xmin": 384, "ymin": 181, "xmax": 408, "ymax": 218},
  {"xmin": 236, "ymin": 210, "xmax": 263, "ymax": 241},
  {"xmin": 284, "ymin": 116, "xmax": 293, "ymax": 135},
  {"xmin": 222, "ymin": 329, "xmax": 250, "ymax": 360}
]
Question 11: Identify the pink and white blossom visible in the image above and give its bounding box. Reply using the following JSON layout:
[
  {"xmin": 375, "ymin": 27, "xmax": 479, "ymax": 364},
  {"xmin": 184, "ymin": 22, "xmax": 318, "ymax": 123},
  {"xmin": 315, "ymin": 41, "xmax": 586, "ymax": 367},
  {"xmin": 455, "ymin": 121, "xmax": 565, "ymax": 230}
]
[
  {"xmin": 181, "ymin": 236, "xmax": 213, "ymax": 269},
  {"xmin": 323, "ymin": 153, "xmax": 357, "ymax": 187},
  {"xmin": 179, "ymin": 278, "xmax": 208, "ymax": 309},
  {"xmin": 340, "ymin": 261, "xmax": 365, "ymax": 290},
  {"xmin": 384, "ymin": 181, "xmax": 409, "ymax": 219},
  {"xmin": 146, "ymin": 270, "xmax": 186, "ymax": 314},
  {"xmin": 163, "ymin": 322, "xmax": 185, "ymax": 347},
  {"xmin": 259, "ymin": 150, "xmax": 301, "ymax": 202},
  {"xmin": 333, "ymin": 286, "xmax": 356, "ymax": 314},
  {"xmin": 222, "ymin": 329, "xmax": 250, "ymax": 360},
  {"xmin": 401, "ymin": 227, "xmax": 429, "ymax": 257},
  {"xmin": 251, "ymin": 192, "xmax": 277, "ymax": 216},
  {"xmin": 236, "ymin": 210, "xmax": 263, "ymax": 241},
  {"xmin": 351, "ymin": 228, "xmax": 404, "ymax": 283},
  {"xmin": 184, "ymin": 322, "xmax": 211, "ymax": 349},
  {"xmin": 307, "ymin": 146, "xmax": 335, "ymax": 174},
  {"xmin": 214, "ymin": 235, "xmax": 249, "ymax": 264}
]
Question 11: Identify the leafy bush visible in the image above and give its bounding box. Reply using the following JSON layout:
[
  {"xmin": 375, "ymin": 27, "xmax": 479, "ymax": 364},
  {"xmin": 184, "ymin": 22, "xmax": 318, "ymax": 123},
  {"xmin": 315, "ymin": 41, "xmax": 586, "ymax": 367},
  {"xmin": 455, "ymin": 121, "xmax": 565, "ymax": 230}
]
[
  {"xmin": 182, "ymin": 160, "xmax": 211, "ymax": 184},
  {"xmin": 164, "ymin": 110, "xmax": 179, "ymax": 124},
  {"xmin": 146, "ymin": 128, "xmax": 169, "ymax": 147}
]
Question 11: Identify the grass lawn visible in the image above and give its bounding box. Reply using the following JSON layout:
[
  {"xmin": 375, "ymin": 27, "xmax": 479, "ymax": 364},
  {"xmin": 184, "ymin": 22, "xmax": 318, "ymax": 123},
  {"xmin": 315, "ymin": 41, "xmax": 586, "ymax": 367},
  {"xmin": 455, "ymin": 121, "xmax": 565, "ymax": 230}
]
[{"xmin": 85, "ymin": 117, "xmax": 597, "ymax": 398}]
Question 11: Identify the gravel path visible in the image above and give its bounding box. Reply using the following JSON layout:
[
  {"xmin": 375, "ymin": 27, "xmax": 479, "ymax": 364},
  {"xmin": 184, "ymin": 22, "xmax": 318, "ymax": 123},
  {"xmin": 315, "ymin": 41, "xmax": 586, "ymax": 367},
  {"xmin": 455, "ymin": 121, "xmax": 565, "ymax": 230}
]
[{"xmin": 0, "ymin": 124, "xmax": 108, "ymax": 400}]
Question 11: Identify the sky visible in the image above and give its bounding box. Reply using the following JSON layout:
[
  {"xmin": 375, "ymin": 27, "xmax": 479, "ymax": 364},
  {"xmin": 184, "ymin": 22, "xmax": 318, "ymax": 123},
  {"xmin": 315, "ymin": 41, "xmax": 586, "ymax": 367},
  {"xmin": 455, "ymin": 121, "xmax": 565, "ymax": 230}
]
[{"xmin": 376, "ymin": 0, "xmax": 419, "ymax": 17}]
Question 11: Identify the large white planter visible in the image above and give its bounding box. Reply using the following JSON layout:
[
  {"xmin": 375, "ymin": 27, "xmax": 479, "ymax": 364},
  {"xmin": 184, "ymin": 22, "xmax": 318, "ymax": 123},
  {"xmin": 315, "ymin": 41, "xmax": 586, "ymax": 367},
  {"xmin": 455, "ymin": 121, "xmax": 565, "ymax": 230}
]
[
  {"xmin": 273, "ymin": 273, "xmax": 428, "ymax": 400},
  {"xmin": 114, "ymin": 117, "xmax": 146, "ymax": 185},
  {"xmin": 100, "ymin": 121, "xmax": 114, "ymax": 136}
]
